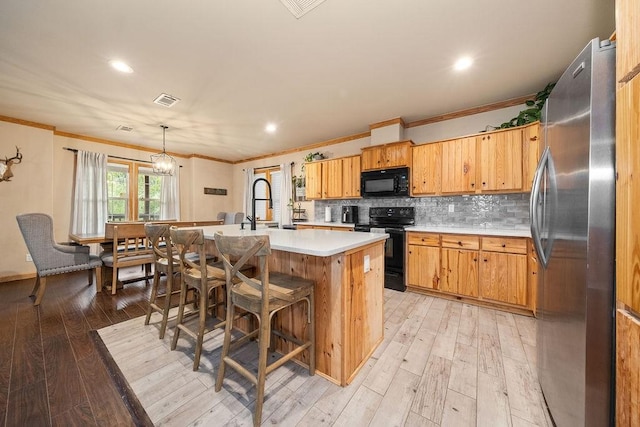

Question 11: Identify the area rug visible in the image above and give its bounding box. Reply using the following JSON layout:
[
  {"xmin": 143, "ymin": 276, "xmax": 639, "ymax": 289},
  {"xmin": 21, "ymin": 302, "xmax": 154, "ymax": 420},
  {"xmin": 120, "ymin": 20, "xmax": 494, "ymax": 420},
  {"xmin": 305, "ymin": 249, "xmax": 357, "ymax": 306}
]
[{"xmin": 94, "ymin": 311, "xmax": 321, "ymax": 426}]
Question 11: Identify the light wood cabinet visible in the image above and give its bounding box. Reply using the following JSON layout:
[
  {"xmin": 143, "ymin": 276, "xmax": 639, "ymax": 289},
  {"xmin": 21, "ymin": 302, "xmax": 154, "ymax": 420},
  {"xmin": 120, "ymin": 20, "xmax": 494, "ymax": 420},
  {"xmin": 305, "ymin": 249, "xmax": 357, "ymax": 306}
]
[
  {"xmin": 406, "ymin": 232, "xmax": 535, "ymax": 315},
  {"xmin": 305, "ymin": 161, "xmax": 323, "ymax": 199},
  {"xmin": 616, "ymin": 0, "xmax": 640, "ymax": 84},
  {"xmin": 361, "ymin": 140, "xmax": 413, "ymax": 171},
  {"xmin": 407, "ymin": 232, "xmax": 440, "ymax": 290},
  {"xmin": 411, "ymin": 142, "xmax": 442, "ymax": 195},
  {"xmin": 305, "ymin": 155, "xmax": 362, "ymax": 200},
  {"xmin": 477, "ymin": 129, "xmax": 523, "ymax": 192},
  {"xmin": 616, "ymin": 308, "xmax": 640, "ymax": 425},
  {"xmin": 522, "ymin": 123, "xmax": 541, "ymax": 192},
  {"xmin": 342, "ymin": 155, "xmax": 361, "ymax": 198},
  {"xmin": 441, "ymin": 136, "xmax": 476, "ymax": 193},
  {"xmin": 322, "ymin": 158, "xmax": 343, "ymax": 198},
  {"xmin": 296, "ymin": 224, "xmax": 353, "ymax": 231},
  {"xmin": 441, "ymin": 247, "xmax": 479, "ymax": 297}
]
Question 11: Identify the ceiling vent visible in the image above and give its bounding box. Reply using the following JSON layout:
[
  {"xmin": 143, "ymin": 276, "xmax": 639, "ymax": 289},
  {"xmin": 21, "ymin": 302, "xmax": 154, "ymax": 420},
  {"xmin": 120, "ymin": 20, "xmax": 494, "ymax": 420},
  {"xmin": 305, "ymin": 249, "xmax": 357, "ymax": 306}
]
[
  {"xmin": 279, "ymin": 0, "xmax": 326, "ymax": 18},
  {"xmin": 116, "ymin": 125, "xmax": 133, "ymax": 132},
  {"xmin": 153, "ymin": 93, "xmax": 181, "ymax": 108}
]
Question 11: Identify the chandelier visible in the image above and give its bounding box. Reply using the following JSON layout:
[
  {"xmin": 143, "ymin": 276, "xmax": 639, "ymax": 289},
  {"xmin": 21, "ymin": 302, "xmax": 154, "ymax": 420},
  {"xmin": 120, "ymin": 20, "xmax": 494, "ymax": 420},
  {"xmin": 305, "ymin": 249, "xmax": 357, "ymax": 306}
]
[{"xmin": 150, "ymin": 125, "xmax": 176, "ymax": 175}]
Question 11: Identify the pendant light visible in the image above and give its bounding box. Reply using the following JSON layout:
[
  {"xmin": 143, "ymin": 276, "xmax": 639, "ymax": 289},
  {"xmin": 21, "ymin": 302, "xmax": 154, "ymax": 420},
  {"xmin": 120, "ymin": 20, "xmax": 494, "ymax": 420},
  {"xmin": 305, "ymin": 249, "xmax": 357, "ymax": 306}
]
[{"xmin": 150, "ymin": 125, "xmax": 176, "ymax": 175}]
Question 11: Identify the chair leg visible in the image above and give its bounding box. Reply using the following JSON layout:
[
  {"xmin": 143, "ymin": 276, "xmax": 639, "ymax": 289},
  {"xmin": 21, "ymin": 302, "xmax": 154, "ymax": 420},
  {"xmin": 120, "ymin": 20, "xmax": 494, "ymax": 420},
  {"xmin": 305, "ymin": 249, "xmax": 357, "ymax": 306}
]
[
  {"xmin": 253, "ymin": 311, "xmax": 271, "ymax": 427},
  {"xmin": 87, "ymin": 269, "xmax": 93, "ymax": 286},
  {"xmin": 111, "ymin": 266, "xmax": 118, "ymax": 295},
  {"xmin": 33, "ymin": 276, "xmax": 47, "ymax": 306},
  {"xmin": 95, "ymin": 266, "xmax": 103, "ymax": 293},
  {"xmin": 171, "ymin": 278, "xmax": 188, "ymax": 350},
  {"xmin": 158, "ymin": 273, "xmax": 175, "ymax": 339},
  {"xmin": 145, "ymin": 269, "xmax": 161, "ymax": 326},
  {"xmin": 192, "ymin": 287, "xmax": 208, "ymax": 371},
  {"xmin": 215, "ymin": 300, "xmax": 235, "ymax": 392},
  {"xmin": 30, "ymin": 275, "xmax": 41, "ymax": 297}
]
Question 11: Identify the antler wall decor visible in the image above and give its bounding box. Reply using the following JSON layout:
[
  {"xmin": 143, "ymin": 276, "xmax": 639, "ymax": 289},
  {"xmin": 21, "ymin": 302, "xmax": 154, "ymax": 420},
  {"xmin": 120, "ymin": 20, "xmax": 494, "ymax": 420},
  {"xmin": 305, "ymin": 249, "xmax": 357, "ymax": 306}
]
[{"xmin": 0, "ymin": 146, "xmax": 23, "ymax": 182}]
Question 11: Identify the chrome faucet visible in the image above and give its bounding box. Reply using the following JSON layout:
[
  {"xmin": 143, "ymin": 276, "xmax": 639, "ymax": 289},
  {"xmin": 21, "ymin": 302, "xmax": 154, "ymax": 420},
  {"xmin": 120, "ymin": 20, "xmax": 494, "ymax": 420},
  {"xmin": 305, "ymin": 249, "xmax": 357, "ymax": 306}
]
[{"xmin": 251, "ymin": 178, "xmax": 273, "ymax": 230}]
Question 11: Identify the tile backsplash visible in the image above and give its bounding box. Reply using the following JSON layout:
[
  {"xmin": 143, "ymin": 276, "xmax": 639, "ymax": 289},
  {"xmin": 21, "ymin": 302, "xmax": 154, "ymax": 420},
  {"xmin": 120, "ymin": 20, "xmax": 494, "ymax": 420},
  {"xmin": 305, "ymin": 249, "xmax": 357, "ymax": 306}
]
[{"xmin": 315, "ymin": 193, "xmax": 530, "ymax": 229}]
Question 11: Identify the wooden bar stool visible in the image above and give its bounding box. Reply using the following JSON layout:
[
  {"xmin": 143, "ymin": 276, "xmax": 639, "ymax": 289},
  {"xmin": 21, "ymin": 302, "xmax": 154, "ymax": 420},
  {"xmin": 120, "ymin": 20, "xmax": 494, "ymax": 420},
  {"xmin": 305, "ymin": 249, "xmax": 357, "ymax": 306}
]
[
  {"xmin": 213, "ymin": 232, "xmax": 315, "ymax": 427},
  {"xmin": 144, "ymin": 223, "xmax": 181, "ymax": 339},
  {"xmin": 170, "ymin": 227, "xmax": 227, "ymax": 371}
]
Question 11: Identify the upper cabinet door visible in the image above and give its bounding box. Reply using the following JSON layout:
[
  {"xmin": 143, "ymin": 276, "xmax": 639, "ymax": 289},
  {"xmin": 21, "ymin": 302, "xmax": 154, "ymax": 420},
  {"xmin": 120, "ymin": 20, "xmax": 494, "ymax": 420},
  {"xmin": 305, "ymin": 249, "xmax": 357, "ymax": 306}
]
[
  {"xmin": 441, "ymin": 136, "xmax": 476, "ymax": 193},
  {"xmin": 323, "ymin": 159, "xmax": 343, "ymax": 198},
  {"xmin": 342, "ymin": 155, "xmax": 361, "ymax": 198},
  {"xmin": 412, "ymin": 142, "xmax": 442, "ymax": 195},
  {"xmin": 478, "ymin": 129, "xmax": 523, "ymax": 192},
  {"xmin": 522, "ymin": 123, "xmax": 541, "ymax": 192},
  {"xmin": 305, "ymin": 161, "xmax": 323, "ymax": 199}
]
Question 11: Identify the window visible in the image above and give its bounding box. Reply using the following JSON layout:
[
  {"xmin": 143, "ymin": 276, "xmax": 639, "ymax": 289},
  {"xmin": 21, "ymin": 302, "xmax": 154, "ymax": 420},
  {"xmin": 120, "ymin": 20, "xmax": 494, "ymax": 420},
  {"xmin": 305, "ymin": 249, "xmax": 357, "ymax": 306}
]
[
  {"xmin": 106, "ymin": 161, "xmax": 164, "ymax": 221},
  {"xmin": 253, "ymin": 168, "xmax": 282, "ymax": 222}
]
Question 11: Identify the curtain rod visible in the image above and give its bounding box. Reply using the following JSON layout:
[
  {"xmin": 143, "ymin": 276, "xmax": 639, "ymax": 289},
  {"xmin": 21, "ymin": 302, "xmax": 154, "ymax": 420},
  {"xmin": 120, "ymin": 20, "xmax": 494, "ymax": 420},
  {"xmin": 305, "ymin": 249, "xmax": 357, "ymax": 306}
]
[
  {"xmin": 244, "ymin": 162, "xmax": 295, "ymax": 171},
  {"xmin": 63, "ymin": 147, "xmax": 182, "ymax": 167}
]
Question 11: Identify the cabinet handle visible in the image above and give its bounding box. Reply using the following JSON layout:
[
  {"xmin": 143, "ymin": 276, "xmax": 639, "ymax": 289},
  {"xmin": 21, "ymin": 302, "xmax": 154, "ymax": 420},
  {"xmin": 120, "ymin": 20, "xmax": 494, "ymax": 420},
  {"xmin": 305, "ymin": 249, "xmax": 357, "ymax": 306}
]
[
  {"xmin": 482, "ymin": 182, "xmax": 486, "ymax": 186},
  {"xmin": 502, "ymin": 244, "xmax": 506, "ymax": 248},
  {"xmin": 457, "ymin": 241, "xmax": 462, "ymax": 246},
  {"xmin": 474, "ymin": 258, "xmax": 478, "ymax": 262},
  {"xmin": 483, "ymin": 259, "xmax": 488, "ymax": 262},
  {"xmin": 471, "ymin": 183, "xmax": 475, "ymax": 187}
]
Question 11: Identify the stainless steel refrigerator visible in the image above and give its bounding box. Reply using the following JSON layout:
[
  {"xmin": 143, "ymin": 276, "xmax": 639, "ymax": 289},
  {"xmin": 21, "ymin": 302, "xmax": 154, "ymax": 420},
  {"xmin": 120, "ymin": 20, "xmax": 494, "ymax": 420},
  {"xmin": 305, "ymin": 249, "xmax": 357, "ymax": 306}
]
[{"xmin": 530, "ymin": 37, "xmax": 615, "ymax": 426}]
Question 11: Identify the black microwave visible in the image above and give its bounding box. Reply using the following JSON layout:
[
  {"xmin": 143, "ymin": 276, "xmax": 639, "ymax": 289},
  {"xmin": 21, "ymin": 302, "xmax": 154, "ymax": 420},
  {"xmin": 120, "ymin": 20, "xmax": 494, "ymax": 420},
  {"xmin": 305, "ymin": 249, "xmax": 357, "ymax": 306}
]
[{"xmin": 361, "ymin": 167, "xmax": 410, "ymax": 198}]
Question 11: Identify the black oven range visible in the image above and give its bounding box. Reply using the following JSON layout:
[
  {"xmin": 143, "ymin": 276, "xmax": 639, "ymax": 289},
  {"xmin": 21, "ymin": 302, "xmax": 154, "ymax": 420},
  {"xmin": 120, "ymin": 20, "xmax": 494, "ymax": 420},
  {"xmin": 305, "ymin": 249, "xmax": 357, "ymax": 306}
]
[{"xmin": 354, "ymin": 207, "xmax": 415, "ymax": 292}]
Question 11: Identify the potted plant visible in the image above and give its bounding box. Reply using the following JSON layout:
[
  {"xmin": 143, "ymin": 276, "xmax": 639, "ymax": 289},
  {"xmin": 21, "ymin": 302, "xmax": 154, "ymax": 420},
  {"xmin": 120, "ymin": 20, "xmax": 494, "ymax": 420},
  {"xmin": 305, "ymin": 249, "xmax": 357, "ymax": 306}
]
[
  {"xmin": 495, "ymin": 82, "xmax": 556, "ymax": 129},
  {"xmin": 304, "ymin": 152, "xmax": 325, "ymax": 162}
]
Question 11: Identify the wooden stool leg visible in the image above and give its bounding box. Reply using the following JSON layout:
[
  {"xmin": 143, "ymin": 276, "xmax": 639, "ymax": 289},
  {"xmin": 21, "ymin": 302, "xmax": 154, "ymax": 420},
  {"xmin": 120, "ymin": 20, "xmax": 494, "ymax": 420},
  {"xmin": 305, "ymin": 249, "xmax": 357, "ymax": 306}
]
[
  {"xmin": 171, "ymin": 278, "xmax": 188, "ymax": 350},
  {"xmin": 111, "ymin": 267, "xmax": 118, "ymax": 295},
  {"xmin": 253, "ymin": 311, "xmax": 271, "ymax": 427},
  {"xmin": 215, "ymin": 300, "xmax": 235, "ymax": 392},
  {"xmin": 158, "ymin": 273, "xmax": 174, "ymax": 339},
  {"xmin": 145, "ymin": 268, "xmax": 161, "ymax": 326},
  {"xmin": 192, "ymin": 287, "xmax": 208, "ymax": 371}
]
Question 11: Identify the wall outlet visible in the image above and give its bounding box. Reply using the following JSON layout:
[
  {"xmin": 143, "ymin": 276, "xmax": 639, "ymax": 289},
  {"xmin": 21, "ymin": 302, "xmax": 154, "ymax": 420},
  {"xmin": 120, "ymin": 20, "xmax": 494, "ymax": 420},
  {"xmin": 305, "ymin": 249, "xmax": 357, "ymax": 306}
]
[
  {"xmin": 448, "ymin": 204, "xmax": 455, "ymax": 213},
  {"xmin": 364, "ymin": 255, "xmax": 371, "ymax": 273},
  {"xmin": 25, "ymin": 253, "xmax": 32, "ymax": 262}
]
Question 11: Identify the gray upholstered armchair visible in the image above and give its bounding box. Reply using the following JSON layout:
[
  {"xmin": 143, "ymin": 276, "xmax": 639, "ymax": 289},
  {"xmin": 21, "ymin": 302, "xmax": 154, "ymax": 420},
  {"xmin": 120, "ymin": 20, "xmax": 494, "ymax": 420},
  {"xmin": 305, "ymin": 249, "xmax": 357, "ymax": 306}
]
[{"xmin": 16, "ymin": 213, "xmax": 103, "ymax": 306}]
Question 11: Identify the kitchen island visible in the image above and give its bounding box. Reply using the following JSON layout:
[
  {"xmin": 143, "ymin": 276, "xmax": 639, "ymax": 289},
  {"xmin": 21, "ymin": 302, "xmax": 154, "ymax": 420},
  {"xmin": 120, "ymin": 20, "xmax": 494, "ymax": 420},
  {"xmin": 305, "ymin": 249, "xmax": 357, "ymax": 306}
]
[{"xmin": 198, "ymin": 225, "xmax": 389, "ymax": 386}]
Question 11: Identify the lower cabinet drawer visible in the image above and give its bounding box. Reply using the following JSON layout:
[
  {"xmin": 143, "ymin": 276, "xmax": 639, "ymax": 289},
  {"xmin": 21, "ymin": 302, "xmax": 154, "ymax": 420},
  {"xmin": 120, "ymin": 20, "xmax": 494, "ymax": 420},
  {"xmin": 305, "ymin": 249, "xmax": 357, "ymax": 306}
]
[
  {"xmin": 407, "ymin": 232, "xmax": 440, "ymax": 246},
  {"xmin": 482, "ymin": 237, "xmax": 527, "ymax": 254},
  {"xmin": 441, "ymin": 234, "xmax": 480, "ymax": 250}
]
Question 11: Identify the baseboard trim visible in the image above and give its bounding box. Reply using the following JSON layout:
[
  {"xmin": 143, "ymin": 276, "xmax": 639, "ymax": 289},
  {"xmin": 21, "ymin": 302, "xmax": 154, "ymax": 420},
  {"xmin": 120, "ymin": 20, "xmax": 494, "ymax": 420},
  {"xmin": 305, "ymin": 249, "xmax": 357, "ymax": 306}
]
[{"xmin": 0, "ymin": 272, "xmax": 36, "ymax": 283}]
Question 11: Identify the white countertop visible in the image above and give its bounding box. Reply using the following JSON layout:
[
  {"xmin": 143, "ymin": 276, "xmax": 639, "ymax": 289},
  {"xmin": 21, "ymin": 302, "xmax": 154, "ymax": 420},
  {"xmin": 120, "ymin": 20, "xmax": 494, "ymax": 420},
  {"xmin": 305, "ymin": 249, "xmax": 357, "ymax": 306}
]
[
  {"xmin": 406, "ymin": 225, "xmax": 531, "ymax": 238},
  {"xmin": 294, "ymin": 221, "xmax": 356, "ymax": 228},
  {"xmin": 199, "ymin": 224, "xmax": 388, "ymax": 257}
]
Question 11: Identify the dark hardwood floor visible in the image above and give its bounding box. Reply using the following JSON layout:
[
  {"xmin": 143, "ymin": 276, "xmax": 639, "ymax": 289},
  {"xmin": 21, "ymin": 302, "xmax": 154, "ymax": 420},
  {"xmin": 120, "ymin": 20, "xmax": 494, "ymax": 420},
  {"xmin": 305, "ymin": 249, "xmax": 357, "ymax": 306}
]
[{"xmin": 0, "ymin": 269, "xmax": 155, "ymax": 426}]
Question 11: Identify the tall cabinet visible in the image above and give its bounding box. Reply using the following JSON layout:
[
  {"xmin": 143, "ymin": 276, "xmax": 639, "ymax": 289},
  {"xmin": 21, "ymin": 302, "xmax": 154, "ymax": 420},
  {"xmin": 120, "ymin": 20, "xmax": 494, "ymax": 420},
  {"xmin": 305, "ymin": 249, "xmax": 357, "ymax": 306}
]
[{"xmin": 615, "ymin": 1, "xmax": 640, "ymax": 424}]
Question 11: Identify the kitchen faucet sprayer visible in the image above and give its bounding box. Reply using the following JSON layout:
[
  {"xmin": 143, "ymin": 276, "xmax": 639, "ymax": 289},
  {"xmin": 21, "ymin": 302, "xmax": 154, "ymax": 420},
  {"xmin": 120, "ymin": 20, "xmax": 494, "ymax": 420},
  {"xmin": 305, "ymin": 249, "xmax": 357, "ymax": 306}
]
[{"xmin": 251, "ymin": 178, "xmax": 273, "ymax": 230}]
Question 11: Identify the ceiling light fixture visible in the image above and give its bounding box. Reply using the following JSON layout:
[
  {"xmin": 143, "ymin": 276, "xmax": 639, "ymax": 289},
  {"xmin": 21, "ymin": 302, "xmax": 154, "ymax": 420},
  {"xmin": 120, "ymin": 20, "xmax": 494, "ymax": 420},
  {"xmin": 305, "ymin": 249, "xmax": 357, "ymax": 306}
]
[
  {"xmin": 108, "ymin": 59, "xmax": 133, "ymax": 74},
  {"xmin": 265, "ymin": 123, "xmax": 277, "ymax": 133},
  {"xmin": 150, "ymin": 125, "xmax": 176, "ymax": 175},
  {"xmin": 454, "ymin": 56, "xmax": 473, "ymax": 71}
]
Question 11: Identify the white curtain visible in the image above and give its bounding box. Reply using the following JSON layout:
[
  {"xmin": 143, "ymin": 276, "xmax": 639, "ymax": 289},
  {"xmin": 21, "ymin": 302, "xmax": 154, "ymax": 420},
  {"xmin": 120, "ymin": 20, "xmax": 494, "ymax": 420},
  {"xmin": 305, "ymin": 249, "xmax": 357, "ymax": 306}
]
[
  {"xmin": 243, "ymin": 168, "xmax": 254, "ymax": 220},
  {"xmin": 279, "ymin": 163, "xmax": 292, "ymax": 226},
  {"xmin": 71, "ymin": 150, "xmax": 108, "ymax": 235},
  {"xmin": 160, "ymin": 169, "xmax": 180, "ymax": 220}
]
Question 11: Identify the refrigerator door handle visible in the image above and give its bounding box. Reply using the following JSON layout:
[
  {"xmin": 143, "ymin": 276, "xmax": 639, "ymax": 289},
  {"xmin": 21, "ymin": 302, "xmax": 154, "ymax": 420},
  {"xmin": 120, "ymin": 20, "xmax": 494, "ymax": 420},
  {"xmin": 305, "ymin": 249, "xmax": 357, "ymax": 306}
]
[{"xmin": 530, "ymin": 146, "xmax": 550, "ymax": 268}]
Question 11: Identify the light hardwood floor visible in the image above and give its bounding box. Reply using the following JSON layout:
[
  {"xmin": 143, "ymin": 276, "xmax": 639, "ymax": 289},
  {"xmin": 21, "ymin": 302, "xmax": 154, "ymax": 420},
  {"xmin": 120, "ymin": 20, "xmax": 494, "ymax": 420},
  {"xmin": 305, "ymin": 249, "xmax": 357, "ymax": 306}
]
[{"xmin": 98, "ymin": 289, "xmax": 552, "ymax": 426}]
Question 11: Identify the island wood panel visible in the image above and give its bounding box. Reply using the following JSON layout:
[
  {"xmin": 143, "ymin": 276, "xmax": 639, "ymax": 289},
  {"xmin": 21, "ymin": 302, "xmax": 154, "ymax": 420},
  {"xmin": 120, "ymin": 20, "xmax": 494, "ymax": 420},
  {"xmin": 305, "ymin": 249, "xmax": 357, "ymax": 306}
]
[
  {"xmin": 616, "ymin": 0, "xmax": 640, "ymax": 84},
  {"xmin": 479, "ymin": 252, "xmax": 527, "ymax": 307},
  {"xmin": 441, "ymin": 136, "xmax": 476, "ymax": 193},
  {"xmin": 412, "ymin": 142, "xmax": 442, "ymax": 195},
  {"xmin": 343, "ymin": 242, "xmax": 385, "ymax": 383},
  {"xmin": 616, "ymin": 76, "xmax": 640, "ymax": 313},
  {"xmin": 478, "ymin": 130, "xmax": 523, "ymax": 191},
  {"xmin": 266, "ymin": 241, "xmax": 385, "ymax": 386},
  {"xmin": 521, "ymin": 123, "xmax": 541, "ymax": 192},
  {"xmin": 616, "ymin": 308, "xmax": 640, "ymax": 427}
]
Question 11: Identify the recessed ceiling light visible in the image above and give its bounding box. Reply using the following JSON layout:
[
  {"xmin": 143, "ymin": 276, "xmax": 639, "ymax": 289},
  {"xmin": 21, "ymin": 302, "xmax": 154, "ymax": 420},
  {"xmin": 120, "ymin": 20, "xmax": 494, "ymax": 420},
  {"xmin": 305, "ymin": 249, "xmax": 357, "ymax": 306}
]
[
  {"xmin": 109, "ymin": 59, "xmax": 133, "ymax": 74},
  {"xmin": 454, "ymin": 56, "xmax": 473, "ymax": 71},
  {"xmin": 265, "ymin": 123, "xmax": 277, "ymax": 133}
]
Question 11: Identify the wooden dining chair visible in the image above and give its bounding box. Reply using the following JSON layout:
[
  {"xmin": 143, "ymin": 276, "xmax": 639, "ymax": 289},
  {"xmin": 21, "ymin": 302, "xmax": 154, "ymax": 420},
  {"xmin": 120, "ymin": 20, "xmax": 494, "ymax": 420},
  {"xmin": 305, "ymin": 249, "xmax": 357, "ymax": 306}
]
[
  {"xmin": 213, "ymin": 232, "xmax": 315, "ymax": 427},
  {"xmin": 169, "ymin": 227, "xmax": 228, "ymax": 371},
  {"xmin": 144, "ymin": 223, "xmax": 181, "ymax": 339}
]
